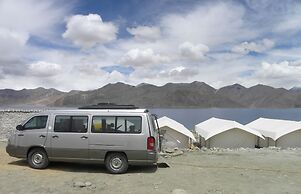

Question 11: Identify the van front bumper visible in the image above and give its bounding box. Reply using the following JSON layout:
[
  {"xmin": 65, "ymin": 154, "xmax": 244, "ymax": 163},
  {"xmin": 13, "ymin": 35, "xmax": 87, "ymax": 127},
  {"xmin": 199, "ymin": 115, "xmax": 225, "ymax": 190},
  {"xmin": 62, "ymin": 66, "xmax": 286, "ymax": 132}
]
[{"xmin": 6, "ymin": 144, "xmax": 23, "ymax": 158}]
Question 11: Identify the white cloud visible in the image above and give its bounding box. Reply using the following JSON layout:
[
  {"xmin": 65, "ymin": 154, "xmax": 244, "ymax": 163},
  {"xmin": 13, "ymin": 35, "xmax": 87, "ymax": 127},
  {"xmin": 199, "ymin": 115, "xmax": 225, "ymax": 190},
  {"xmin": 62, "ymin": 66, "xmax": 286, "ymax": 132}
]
[
  {"xmin": 0, "ymin": 0, "xmax": 69, "ymax": 37},
  {"xmin": 28, "ymin": 61, "xmax": 62, "ymax": 77},
  {"xmin": 232, "ymin": 39, "xmax": 275, "ymax": 55},
  {"xmin": 63, "ymin": 14, "xmax": 118, "ymax": 48},
  {"xmin": 0, "ymin": 28, "xmax": 28, "ymax": 60},
  {"xmin": 127, "ymin": 26, "xmax": 161, "ymax": 40},
  {"xmin": 275, "ymin": 4, "xmax": 301, "ymax": 34},
  {"xmin": 159, "ymin": 66, "xmax": 199, "ymax": 79},
  {"xmin": 179, "ymin": 42, "xmax": 209, "ymax": 60},
  {"xmin": 239, "ymin": 60, "xmax": 301, "ymax": 88},
  {"xmin": 258, "ymin": 61, "xmax": 301, "ymax": 78},
  {"xmin": 0, "ymin": 0, "xmax": 71, "ymax": 79},
  {"xmin": 1, "ymin": 1, "xmax": 301, "ymax": 90},
  {"xmin": 119, "ymin": 48, "xmax": 169, "ymax": 67},
  {"xmin": 160, "ymin": 2, "xmax": 254, "ymax": 46}
]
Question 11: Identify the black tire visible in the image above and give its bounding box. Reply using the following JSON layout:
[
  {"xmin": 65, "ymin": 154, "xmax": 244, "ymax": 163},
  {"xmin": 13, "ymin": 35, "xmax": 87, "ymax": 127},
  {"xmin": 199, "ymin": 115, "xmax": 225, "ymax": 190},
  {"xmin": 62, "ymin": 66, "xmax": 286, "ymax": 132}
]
[
  {"xmin": 27, "ymin": 148, "xmax": 49, "ymax": 169},
  {"xmin": 105, "ymin": 153, "xmax": 128, "ymax": 174}
]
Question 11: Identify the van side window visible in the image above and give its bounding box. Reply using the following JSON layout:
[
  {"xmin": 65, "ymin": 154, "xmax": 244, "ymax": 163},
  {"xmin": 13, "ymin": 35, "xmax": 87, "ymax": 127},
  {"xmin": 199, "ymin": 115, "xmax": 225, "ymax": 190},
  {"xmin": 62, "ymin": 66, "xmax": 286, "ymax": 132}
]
[
  {"xmin": 92, "ymin": 116, "xmax": 142, "ymax": 134},
  {"xmin": 92, "ymin": 116, "xmax": 115, "ymax": 133},
  {"xmin": 54, "ymin": 116, "xmax": 88, "ymax": 133},
  {"xmin": 23, "ymin": 116, "xmax": 48, "ymax": 130},
  {"xmin": 116, "ymin": 117, "xmax": 142, "ymax": 133}
]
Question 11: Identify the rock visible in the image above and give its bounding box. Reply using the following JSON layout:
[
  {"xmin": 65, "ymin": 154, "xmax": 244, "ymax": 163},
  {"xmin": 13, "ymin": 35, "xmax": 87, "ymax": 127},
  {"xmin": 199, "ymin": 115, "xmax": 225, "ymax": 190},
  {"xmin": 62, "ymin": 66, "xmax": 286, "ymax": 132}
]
[
  {"xmin": 171, "ymin": 150, "xmax": 184, "ymax": 157},
  {"xmin": 172, "ymin": 188, "xmax": 188, "ymax": 194},
  {"xmin": 85, "ymin": 182, "xmax": 92, "ymax": 187},
  {"xmin": 164, "ymin": 148, "xmax": 175, "ymax": 153},
  {"xmin": 73, "ymin": 181, "xmax": 86, "ymax": 188},
  {"xmin": 200, "ymin": 147, "xmax": 208, "ymax": 151},
  {"xmin": 193, "ymin": 146, "xmax": 200, "ymax": 151},
  {"xmin": 159, "ymin": 152, "xmax": 169, "ymax": 156}
]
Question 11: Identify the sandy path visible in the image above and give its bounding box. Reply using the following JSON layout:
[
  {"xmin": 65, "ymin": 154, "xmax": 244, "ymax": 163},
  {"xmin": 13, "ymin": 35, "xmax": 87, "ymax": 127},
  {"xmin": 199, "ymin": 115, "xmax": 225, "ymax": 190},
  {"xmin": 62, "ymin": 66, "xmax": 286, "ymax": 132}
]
[{"xmin": 1, "ymin": 142, "xmax": 301, "ymax": 194}]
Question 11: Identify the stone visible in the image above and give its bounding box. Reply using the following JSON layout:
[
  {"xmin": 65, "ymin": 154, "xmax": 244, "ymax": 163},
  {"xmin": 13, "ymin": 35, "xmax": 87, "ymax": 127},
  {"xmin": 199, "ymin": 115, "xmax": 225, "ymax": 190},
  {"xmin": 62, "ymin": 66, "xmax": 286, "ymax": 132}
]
[
  {"xmin": 172, "ymin": 188, "xmax": 188, "ymax": 194},
  {"xmin": 73, "ymin": 181, "xmax": 86, "ymax": 188},
  {"xmin": 85, "ymin": 182, "xmax": 92, "ymax": 187},
  {"xmin": 164, "ymin": 148, "xmax": 175, "ymax": 153},
  {"xmin": 171, "ymin": 150, "xmax": 184, "ymax": 157},
  {"xmin": 159, "ymin": 152, "xmax": 169, "ymax": 157},
  {"xmin": 200, "ymin": 147, "xmax": 208, "ymax": 151}
]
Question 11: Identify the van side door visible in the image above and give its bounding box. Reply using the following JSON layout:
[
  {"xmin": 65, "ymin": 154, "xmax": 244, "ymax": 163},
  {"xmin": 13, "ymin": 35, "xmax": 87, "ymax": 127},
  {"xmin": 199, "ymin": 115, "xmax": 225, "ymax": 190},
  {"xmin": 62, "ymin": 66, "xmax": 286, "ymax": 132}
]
[
  {"xmin": 16, "ymin": 115, "xmax": 49, "ymax": 156},
  {"xmin": 49, "ymin": 115, "xmax": 89, "ymax": 159},
  {"xmin": 89, "ymin": 116, "xmax": 145, "ymax": 161}
]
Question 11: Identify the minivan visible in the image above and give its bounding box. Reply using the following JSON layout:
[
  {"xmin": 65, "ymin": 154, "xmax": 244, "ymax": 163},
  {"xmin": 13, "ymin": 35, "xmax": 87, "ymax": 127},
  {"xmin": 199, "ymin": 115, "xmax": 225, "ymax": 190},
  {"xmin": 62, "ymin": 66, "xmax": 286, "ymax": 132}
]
[{"xmin": 6, "ymin": 108, "xmax": 160, "ymax": 174}]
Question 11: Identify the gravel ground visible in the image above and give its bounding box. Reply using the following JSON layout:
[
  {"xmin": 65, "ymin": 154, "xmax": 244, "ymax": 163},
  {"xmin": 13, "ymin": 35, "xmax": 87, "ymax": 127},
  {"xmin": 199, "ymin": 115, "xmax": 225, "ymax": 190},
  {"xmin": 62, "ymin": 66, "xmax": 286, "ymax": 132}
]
[
  {"xmin": 1, "ymin": 142, "xmax": 301, "ymax": 194},
  {"xmin": 1, "ymin": 112, "xmax": 301, "ymax": 193}
]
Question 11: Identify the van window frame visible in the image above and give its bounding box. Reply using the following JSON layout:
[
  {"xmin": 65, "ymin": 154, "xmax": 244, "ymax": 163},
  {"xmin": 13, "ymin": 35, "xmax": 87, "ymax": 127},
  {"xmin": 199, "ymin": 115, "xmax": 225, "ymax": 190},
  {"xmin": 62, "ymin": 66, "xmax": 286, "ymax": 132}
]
[
  {"xmin": 91, "ymin": 115, "xmax": 142, "ymax": 134},
  {"xmin": 23, "ymin": 115, "xmax": 48, "ymax": 130},
  {"xmin": 54, "ymin": 115, "xmax": 89, "ymax": 133}
]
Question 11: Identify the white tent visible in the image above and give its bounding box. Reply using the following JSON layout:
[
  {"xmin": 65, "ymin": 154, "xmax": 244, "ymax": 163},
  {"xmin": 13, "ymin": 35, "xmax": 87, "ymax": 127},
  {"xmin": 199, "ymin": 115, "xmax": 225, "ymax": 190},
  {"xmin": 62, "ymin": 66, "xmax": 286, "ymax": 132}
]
[
  {"xmin": 247, "ymin": 118, "xmax": 301, "ymax": 148},
  {"xmin": 158, "ymin": 116, "xmax": 196, "ymax": 149},
  {"xmin": 195, "ymin": 117, "xmax": 264, "ymax": 148}
]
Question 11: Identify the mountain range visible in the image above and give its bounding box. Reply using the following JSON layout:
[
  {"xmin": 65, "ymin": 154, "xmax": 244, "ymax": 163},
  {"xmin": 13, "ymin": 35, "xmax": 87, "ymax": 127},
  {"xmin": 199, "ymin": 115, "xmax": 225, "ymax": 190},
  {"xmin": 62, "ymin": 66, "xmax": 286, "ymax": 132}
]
[{"xmin": 1, "ymin": 82, "xmax": 301, "ymax": 108}]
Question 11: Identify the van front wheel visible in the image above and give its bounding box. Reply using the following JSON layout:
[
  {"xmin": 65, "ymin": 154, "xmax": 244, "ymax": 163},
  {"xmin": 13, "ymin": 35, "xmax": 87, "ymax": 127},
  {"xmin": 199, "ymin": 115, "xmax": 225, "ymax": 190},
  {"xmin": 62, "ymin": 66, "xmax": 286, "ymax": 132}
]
[
  {"xmin": 28, "ymin": 148, "xmax": 49, "ymax": 169},
  {"xmin": 105, "ymin": 153, "xmax": 128, "ymax": 174}
]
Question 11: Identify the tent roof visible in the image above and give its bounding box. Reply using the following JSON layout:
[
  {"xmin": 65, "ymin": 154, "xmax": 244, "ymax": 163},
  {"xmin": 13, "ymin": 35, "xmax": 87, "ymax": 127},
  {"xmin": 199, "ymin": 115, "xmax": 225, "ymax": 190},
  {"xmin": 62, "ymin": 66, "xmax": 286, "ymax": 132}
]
[
  {"xmin": 246, "ymin": 118, "xmax": 301, "ymax": 140},
  {"xmin": 157, "ymin": 116, "xmax": 196, "ymax": 141},
  {"xmin": 195, "ymin": 117, "xmax": 264, "ymax": 140}
]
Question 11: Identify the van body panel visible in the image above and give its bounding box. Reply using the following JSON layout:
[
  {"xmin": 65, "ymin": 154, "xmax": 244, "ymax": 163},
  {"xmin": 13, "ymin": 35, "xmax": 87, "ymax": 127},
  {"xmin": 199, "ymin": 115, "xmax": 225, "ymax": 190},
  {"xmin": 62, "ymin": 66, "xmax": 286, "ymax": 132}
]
[
  {"xmin": 49, "ymin": 133, "xmax": 89, "ymax": 158},
  {"xmin": 6, "ymin": 109, "xmax": 159, "ymax": 167},
  {"xmin": 7, "ymin": 115, "xmax": 50, "ymax": 158},
  {"xmin": 46, "ymin": 150, "xmax": 156, "ymax": 165},
  {"xmin": 88, "ymin": 133, "xmax": 150, "ymax": 162}
]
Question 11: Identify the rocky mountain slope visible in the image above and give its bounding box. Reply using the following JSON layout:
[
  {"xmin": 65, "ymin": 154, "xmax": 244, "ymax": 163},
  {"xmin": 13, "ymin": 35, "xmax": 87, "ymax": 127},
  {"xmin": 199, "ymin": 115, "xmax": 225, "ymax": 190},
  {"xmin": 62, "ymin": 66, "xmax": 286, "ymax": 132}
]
[
  {"xmin": 0, "ymin": 87, "xmax": 65, "ymax": 106},
  {"xmin": 1, "ymin": 82, "xmax": 301, "ymax": 108}
]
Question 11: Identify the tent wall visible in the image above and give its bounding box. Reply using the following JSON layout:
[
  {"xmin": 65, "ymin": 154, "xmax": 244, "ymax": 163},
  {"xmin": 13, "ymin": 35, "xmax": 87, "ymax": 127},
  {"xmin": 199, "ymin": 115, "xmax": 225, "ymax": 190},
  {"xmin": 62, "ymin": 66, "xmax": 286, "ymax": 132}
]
[
  {"xmin": 258, "ymin": 137, "xmax": 275, "ymax": 147},
  {"xmin": 160, "ymin": 126, "xmax": 190, "ymax": 149},
  {"xmin": 199, "ymin": 136, "xmax": 206, "ymax": 147},
  {"xmin": 204, "ymin": 128, "xmax": 258, "ymax": 148},
  {"xmin": 276, "ymin": 129, "xmax": 301, "ymax": 148}
]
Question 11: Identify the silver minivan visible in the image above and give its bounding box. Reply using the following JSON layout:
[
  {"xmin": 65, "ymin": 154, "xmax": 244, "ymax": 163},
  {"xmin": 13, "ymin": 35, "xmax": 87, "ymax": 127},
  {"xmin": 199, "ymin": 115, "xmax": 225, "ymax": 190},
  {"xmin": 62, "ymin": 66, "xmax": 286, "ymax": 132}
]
[{"xmin": 6, "ymin": 109, "xmax": 159, "ymax": 174}]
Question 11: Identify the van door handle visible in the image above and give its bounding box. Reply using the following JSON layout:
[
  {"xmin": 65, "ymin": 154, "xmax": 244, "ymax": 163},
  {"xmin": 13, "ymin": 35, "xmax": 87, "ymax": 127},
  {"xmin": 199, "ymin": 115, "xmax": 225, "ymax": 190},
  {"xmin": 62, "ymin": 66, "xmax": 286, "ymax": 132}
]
[
  {"xmin": 81, "ymin": 136, "xmax": 88, "ymax": 139},
  {"xmin": 18, "ymin": 134, "xmax": 24, "ymax": 136},
  {"xmin": 52, "ymin": 135, "xmax": 59, "ymax": 138},
  {"xmin": 39, "ymin": 135, "xmax": 46, "ymax": 138}
]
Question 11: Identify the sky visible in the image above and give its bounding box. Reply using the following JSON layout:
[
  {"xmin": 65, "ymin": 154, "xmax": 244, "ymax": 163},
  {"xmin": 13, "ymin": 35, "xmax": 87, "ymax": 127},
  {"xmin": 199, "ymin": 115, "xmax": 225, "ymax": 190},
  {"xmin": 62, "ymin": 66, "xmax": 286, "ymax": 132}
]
[{"xmin": 0, "ymin": 0, "xmax": 301, "ymax": 91}]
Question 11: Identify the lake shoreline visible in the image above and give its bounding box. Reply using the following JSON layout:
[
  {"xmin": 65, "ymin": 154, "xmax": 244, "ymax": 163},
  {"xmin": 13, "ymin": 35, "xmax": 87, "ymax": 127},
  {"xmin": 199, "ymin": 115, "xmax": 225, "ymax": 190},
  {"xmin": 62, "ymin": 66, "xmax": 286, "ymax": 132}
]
[{"xmin": 1, "ymin": 108, "xmax": 301, "ymax": 137}]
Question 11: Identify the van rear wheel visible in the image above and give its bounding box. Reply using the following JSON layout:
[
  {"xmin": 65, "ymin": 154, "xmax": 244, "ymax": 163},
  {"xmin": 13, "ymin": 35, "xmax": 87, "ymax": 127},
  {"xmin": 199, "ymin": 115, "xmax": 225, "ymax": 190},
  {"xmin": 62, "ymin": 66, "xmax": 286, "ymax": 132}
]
[
  {"xmin": 105, "ymin": 153, "xmax": 128, "ymax": 174},
  {"xmin": 28, "ymin": 148, "xmax": 49, "ymax": 169}
]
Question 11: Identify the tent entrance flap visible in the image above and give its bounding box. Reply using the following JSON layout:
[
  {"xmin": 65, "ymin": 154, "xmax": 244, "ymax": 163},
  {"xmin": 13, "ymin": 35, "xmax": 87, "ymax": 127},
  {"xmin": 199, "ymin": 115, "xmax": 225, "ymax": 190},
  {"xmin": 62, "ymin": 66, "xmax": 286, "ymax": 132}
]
[{"xmin": 161, "ymin": 127, "xmax": 190, "ymax": 149}]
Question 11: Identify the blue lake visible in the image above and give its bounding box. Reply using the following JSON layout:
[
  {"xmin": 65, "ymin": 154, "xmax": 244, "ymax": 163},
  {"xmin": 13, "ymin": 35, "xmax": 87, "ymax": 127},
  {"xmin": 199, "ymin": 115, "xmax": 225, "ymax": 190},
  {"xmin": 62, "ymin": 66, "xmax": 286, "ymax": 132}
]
[{"xmin": 150, "ymin": 108, "xmax": 301, "ymax": 130}]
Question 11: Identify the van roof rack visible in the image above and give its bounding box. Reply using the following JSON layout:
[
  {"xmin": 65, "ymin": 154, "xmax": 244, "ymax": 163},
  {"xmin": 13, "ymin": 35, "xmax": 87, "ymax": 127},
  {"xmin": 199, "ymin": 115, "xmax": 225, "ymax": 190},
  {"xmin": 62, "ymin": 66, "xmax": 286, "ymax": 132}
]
[{"xmin": 78, "ymin": 103, "xmax": 139, "ymax": 110}]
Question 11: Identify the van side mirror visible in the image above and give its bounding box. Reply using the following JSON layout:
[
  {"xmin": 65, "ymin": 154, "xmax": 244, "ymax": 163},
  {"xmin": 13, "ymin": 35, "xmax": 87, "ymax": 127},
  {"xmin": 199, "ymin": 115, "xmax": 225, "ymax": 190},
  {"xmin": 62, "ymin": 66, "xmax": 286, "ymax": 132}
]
[{"xmin": 16, "ymin": 125, "xmax": 24, "ymax": 131}]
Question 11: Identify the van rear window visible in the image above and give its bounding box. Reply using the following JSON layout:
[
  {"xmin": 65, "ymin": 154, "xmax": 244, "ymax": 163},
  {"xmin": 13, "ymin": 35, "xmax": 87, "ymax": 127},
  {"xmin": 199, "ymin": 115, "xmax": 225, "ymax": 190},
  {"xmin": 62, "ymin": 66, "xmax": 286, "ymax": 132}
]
[{"xmin": 92, "ymin": 116, "xmax": 142, "ymax": 134}]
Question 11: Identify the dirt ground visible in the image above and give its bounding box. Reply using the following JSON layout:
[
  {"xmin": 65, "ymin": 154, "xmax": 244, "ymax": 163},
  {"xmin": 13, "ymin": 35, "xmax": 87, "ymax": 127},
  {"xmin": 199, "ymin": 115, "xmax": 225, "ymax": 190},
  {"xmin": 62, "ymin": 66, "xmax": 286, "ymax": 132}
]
[{"xmin": 1, "ymin": 142, "xmax": 301, "ymax": 194}]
